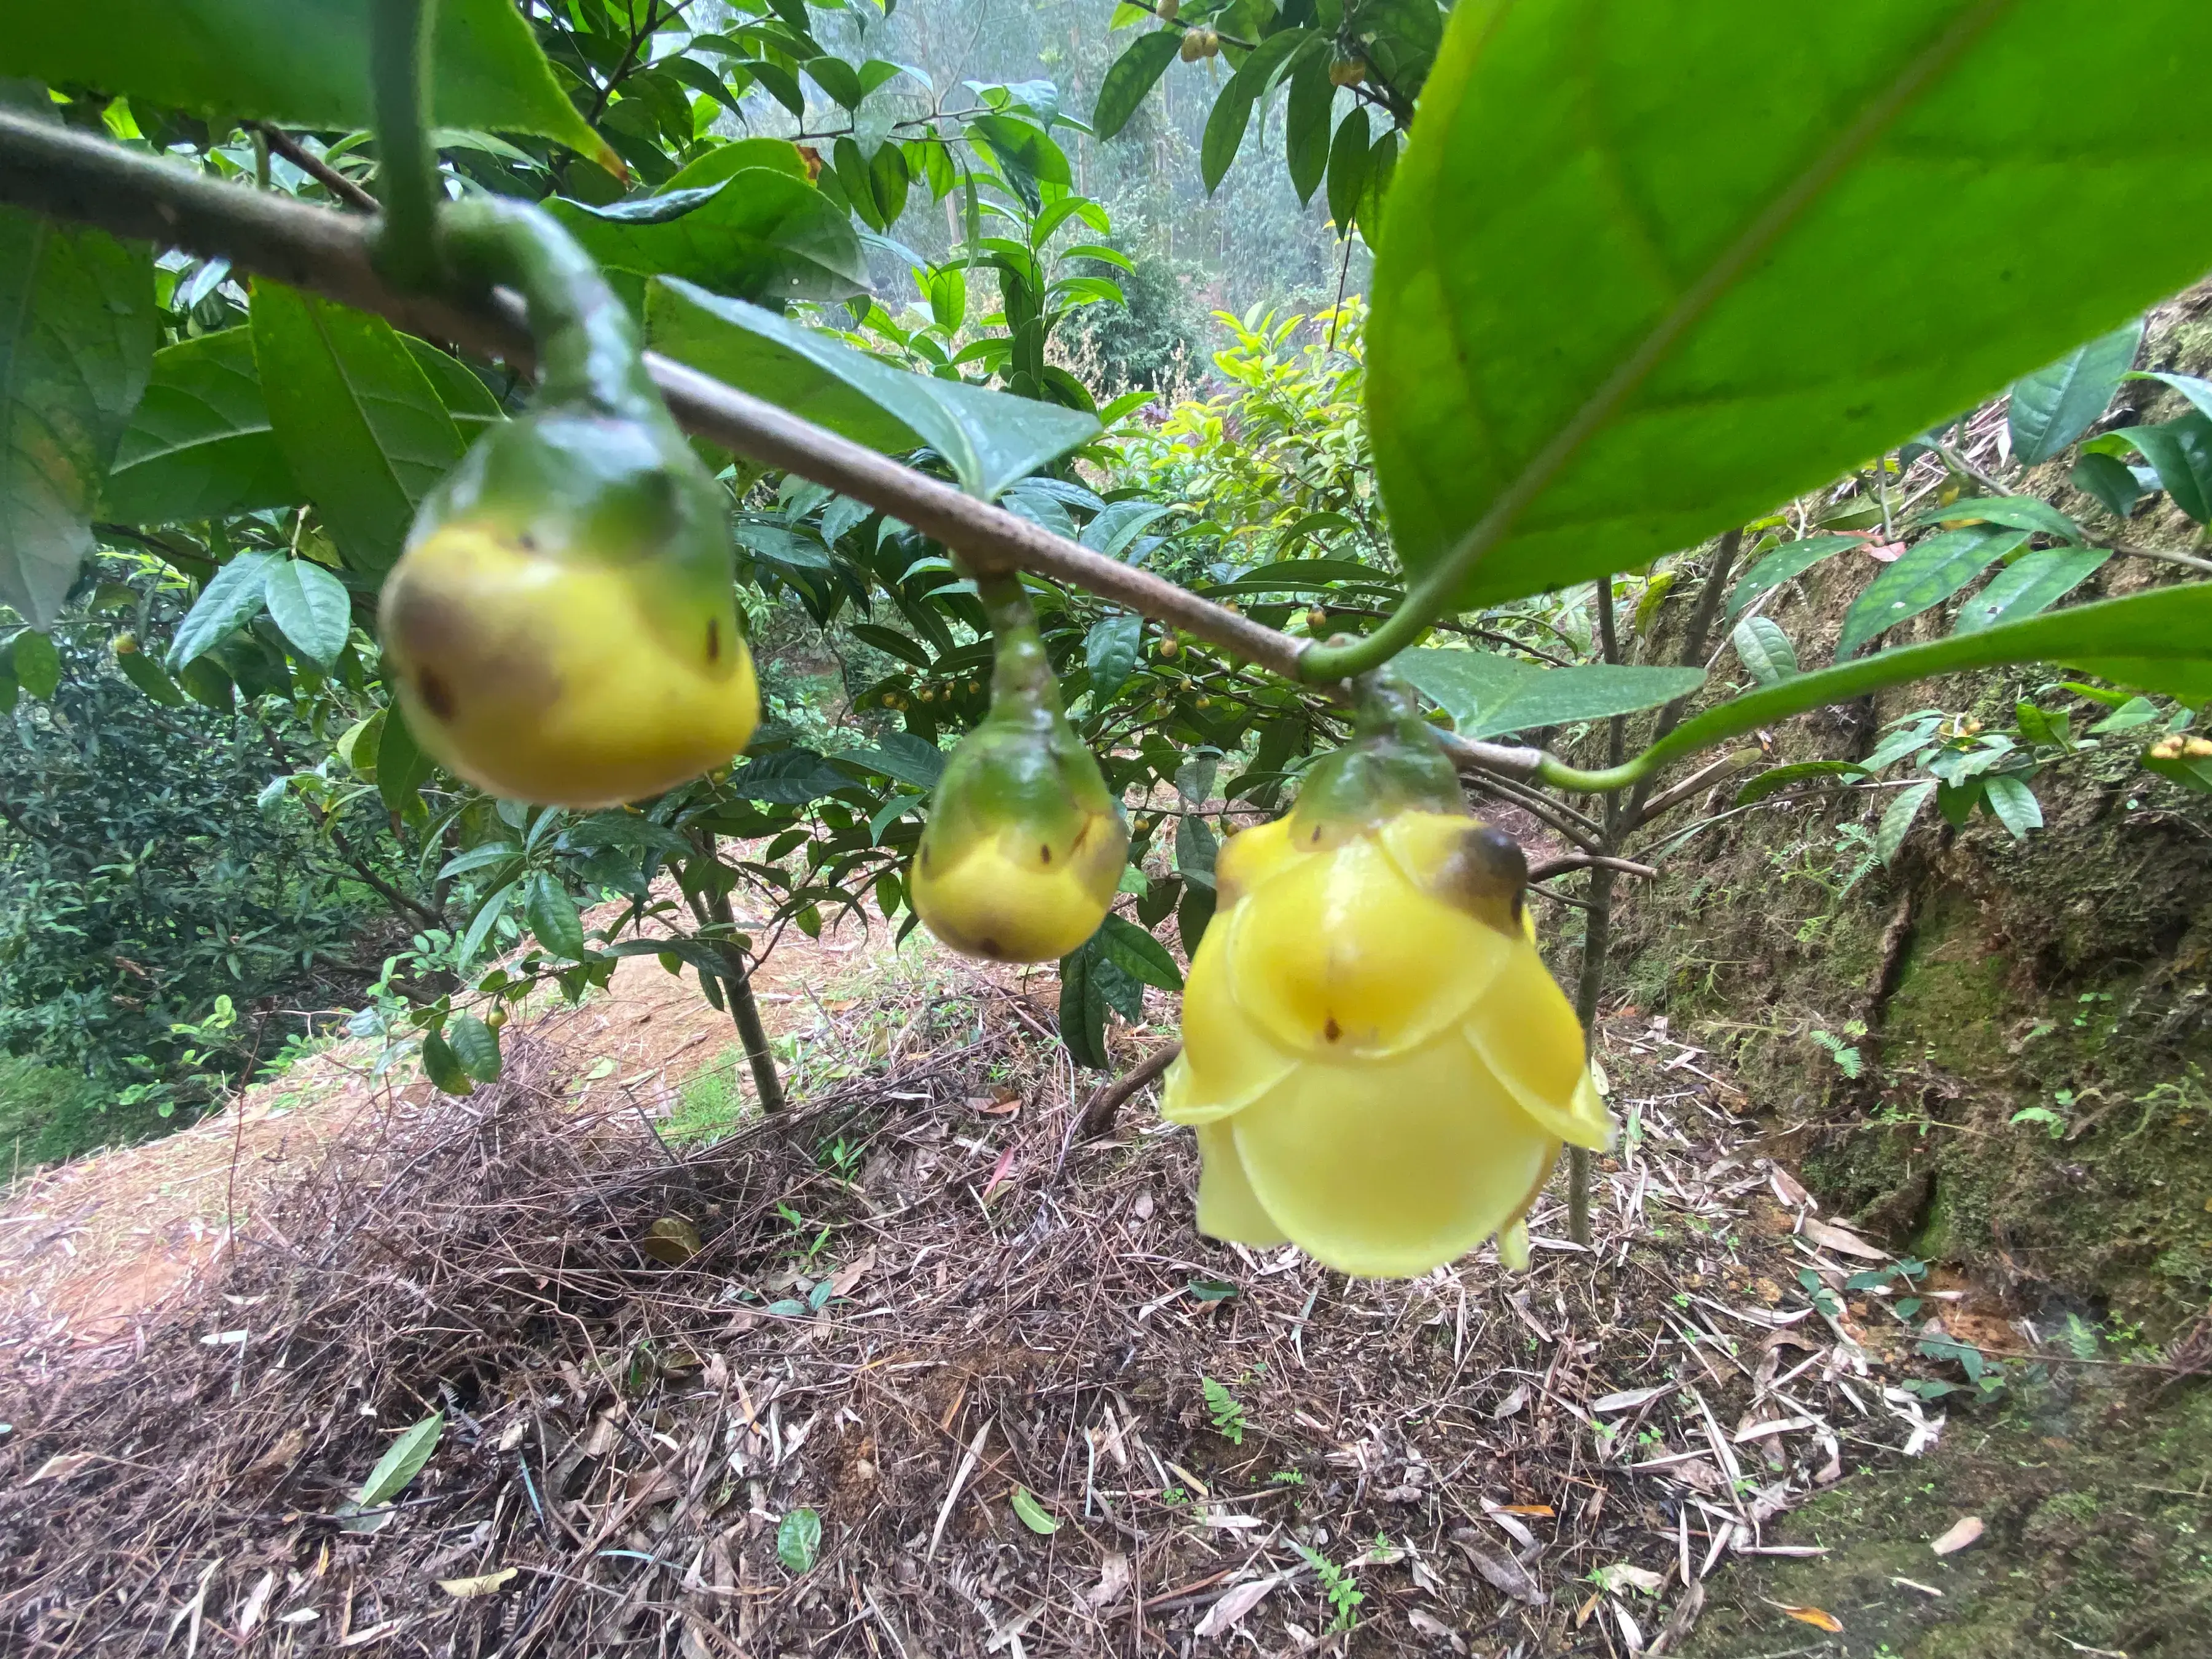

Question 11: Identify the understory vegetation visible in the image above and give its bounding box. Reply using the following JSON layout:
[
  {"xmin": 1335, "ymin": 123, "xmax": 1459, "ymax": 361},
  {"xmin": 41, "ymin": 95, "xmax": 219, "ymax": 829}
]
[{"xmin": 4, "ymin": 2, "xmax": 2212, "ymax": 1655}]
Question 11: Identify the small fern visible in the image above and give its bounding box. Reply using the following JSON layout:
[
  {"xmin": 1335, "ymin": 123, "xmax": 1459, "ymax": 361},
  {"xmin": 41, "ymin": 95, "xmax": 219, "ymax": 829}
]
[
  {"xmin": 2061, "ymin": 1314, "xmax": 2101, "ymax": 1360},
  {"xmin": 1295, "ymin": 1544, "xmax": 1365, "ymax": 1633},
  {"xmin": 1200, "ymin": 1375, "xmax": 1246, "ymax": 1445},
  {"xmin": 1811, "ymin": 1028, "xmax": 1864, "ymax": 1079}
]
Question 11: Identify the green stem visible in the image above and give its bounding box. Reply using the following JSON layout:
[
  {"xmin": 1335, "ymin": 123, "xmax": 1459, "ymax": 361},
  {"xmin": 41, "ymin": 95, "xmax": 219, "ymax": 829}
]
[
  {"xmin": 369, "ymin": 0, "xmax": 442, "ymax": 291},
  {"xmin": 436, "ymin": 196, "xmax": 661, "ymax": 423}
]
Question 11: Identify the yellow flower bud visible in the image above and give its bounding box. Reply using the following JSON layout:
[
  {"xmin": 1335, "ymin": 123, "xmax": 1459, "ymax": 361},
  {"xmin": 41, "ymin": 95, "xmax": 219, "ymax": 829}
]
[{"xmin": 1161, "ymin": 674, "xmax": 1610, "ymax": 1279}]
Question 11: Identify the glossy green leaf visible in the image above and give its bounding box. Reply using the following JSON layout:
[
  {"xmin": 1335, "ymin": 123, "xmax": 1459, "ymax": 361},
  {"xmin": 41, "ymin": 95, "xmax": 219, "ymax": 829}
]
[
  {"xmin": 1285, "ymin": 50, "xmax": 1335, "ymax": 205},
  {"xmin": 1, "ymin": 211, "xmax": 154, "ymax": 626},
  {"xmin": 1732, "ymin": 616, "xmax": 1798, "ymax": 685},
  {"xmin": 1, "ymin": 2, "xmax": 612, "ymax": 168},
  {"xmin": 1735, "ymin": 759, "xmax": 1868, "ymax": 805},
  {"xmin": 649, "ymin": 280, "xmax": 1098, "ymax": 500},
  {"xmin": 401, "ymin": 337, "xmax": 504, "ymax": 437},
  {"xmin": 2007, "ymin": 318, "xmax": 2142, "ymax": 464},
  {"xmin": 1370, "ymin": 1, "xmax": 2212, "ymax": 610},
  {"xmin": 1910, "ymin": 495, "xmax": 2080, "ymax": 541},
  {"xmin": 262, "ymin": 558, "xmax": 353, "ymax": 666},
  {"xmin": 101, "ymin": 327, "xmax": 303, "ymax": 525},
  {"xmin": 1728, "ymin": 535, "xmax": 1861, "ymax": 618},
  {"xmin": 376, "ymin": 702, "xmax": 436, "ymax": 814},
  {"xmin": 445, "ymin": 1012, "xmax": 503, "ymax": 1084},
  {"xmin": 167, "ymin": 551, "xmax": 274, "ymax": 669},
  {"xmin": 1085, "ymin": 612, "xmax": 1145, "ymax": 703},
  {"xmin": 661, "ymin": 138, "xmax": 814, "ymax": 195},
  {"xmin": 524, "ymin": 871, "xmax": 587, "ymax": 962},
  {"xmin": 1200, "ymin": 32, "xmax": 1307, "ymax": 195},
  {"xmin": 114, "ymin": 647, "xmax": 187, "ymax": 706},
  {"xmin": 1081, "ymin": 501, "xmax": 1173, "ymax": 561},
  {"xmin": 1644, "ymin": 582, "xmax": 2212, "ymax": 774},
  {"xmin": 2125, "ymin": 369, "xmax": 2212, "ymax": 423},
  {"xmin": 1953, "ymin": 547, "xmax": 2110, "ymax": 634},
  {"xmin": 2106, "ymin": 417, "xmax": 2212, "ymax": 522},
  {"xmin": 10, "ymin": 629, "xmax": 61, "ymax": 699},
  {"xmin": 356, "ymin": 1413, "xmax": 444, "ymax": 1507},
  {"xmin": 1982, "ymin": 772, "xmax": 2043, "ymax": 838},
  {"xmin": 1878, "ymin": 780, "xmax": 1936, "ymax": 863},
  {"xmin": 1098, "ymin": 913, "xmax": 1183, "ymax": 991},
  {"xmin": 838, "ymin": 731, "xmax": 946, "ymax": 791},
  {"xmin": 1325, "ymin": 106, "xmax": 1370, "ymax": 233},
  {"xmin": 250, "ymin": 283, "xmax": 463, "ymax": 576},
  {"xmin": 2069, "ymin": 450, "xmax": 2146, "ymax": 521},
  {"xmin": 1094, "ymin": 29, "xmax": 1182, "ymax": 141},
  {"xmin": 548, "ymin": 172, "xmax": 867, "ymax": 305},
  {"xmin": 1836, "ymin": 527, "xmax": 2028, "ymax": 660},
  {"xmin": 1398, "ymin": 648, "xmax": 1703, "ymax": 739},
  {"xmin": 455, "ymin": 882, "xmax": 514, "ymax": 971}
]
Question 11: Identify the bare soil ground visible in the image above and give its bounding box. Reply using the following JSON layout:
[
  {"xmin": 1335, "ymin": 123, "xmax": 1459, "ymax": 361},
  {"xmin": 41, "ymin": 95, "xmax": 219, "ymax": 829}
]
[{"xmin": 0, "ymin": 923, "xmax": 1993, "ymax": 1657}]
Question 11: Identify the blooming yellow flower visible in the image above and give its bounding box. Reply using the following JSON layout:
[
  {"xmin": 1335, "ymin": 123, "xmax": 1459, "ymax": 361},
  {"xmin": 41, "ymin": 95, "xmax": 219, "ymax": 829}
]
[{"xmin": 1162, "ymin": 800, "xmax": 1612, "ymax": 1279}]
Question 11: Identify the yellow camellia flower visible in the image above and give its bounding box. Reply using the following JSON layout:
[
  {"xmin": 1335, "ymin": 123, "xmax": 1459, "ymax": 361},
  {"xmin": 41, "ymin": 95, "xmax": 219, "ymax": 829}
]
[{"xmin": 1161, "ymin": 675, "xmax": 1612, "ymax": 1278}]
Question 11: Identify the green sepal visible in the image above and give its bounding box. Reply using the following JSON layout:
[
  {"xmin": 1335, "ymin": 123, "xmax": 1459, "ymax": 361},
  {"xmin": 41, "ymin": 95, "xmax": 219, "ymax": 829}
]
[{"xmin": 1286, "ymin": 666, "xmax": 1465, "ymax": 838}]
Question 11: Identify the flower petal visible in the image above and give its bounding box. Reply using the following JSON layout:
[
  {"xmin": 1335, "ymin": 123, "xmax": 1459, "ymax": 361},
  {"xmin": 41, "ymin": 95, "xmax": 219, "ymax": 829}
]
[
  {"xmin": 1464, "ymin": 954, "xmax": 1615, "ymax": 1151},
  {"xmin": 1159, "ymin": 924, "xmax": 1296, "ymax": 1124},
  {"xmin": 1193, "ymin": 1120, "xmax": 1288, "ymax": 1248},
  {"xmin": 911, "ymin": 832, "xmax": 1112, "ymax": 963},
  {"xmin": 1226, "ymin": 831, "xmax": 1512, "ymax": 1061},
  {"xmin": 1213, "ymin": 815, "xmax": 1301, "ymax": 910},
  {"xmin": 1229, "ymin": 1032, "xmax": 1554, "ymax": 1279}
]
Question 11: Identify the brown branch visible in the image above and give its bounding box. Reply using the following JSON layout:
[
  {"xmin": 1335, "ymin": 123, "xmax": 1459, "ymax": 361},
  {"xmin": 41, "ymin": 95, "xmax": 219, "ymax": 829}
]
[
  {"xmin": 1526, "ymin": 853, "xmax": 1658, "ymax": 883},
  {"xmin": 1078, "ymin": 1041, "xmax": 1180, "ymax": 1139},
  {"xmin": 252, "ymin": 126, "xmax": 378, "ymax": 212},
  {"xmin": 1628, "ymin": 745, "xmax": 1762, "ymax": 828}
]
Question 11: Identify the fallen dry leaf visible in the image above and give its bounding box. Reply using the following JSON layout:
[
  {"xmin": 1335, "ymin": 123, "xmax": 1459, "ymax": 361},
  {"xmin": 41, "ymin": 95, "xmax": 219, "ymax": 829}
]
[
  {"xmin": 1452, "ymin": 1535, "xmax": 1545, "ymax": 1606},
  {"xmin": 640, "ymin": 1216, "xmax": 703, "ymax": 1266},
  {"xmin": 1193, "ymin": 1573, "xmax": 1283, "ymax": 1638},
  {"xmin": 1929, "ymin": 1515, "xmax": 1983, "ymax": 1556},
  {"xmin": 1864, "ymin": 541, "xmax": 1907, "ymax": 562},
  {"xmin": 1776, "ymin": 1604, "xmax": 1843, "ymax": 1633},
  {"xmin": 1490, "ymin": 1382, "xmax": 1530, "ymax": 1421},
  {"xmin": 438, "ymin": 1567, "xmax": 517, "ymax": 1598},
  {"xmin": 1084, "ymin": 1553, "xmax": 1131, "ymax": 1609},
  {"xmin": 27, "ymin": 1453, "xmax": 98, "ymax": 1485},
  {"xmin": 1800, "ymin": 1217, "xmax": 1889, "ymax": 1261}
]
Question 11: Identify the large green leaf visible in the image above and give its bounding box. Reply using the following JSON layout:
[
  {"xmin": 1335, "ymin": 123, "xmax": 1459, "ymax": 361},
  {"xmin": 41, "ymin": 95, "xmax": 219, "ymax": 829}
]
[
  {"xmin": 1644, "ymin": 582, "xmax": 2212, "ymax": 774},
  {"xmin": 102, "ymin": 328, "xmax": 303, "ymax": 525},
  {"xmin": 1727, "ymin": 534, "xmax": 1862, "ymax": 618},
  {"xmin": 1398, "ymin": 648, "xmax": 1703, "ymax": 739},
  {"xmin": 1835, "ymin": 526, "xmax": 2027, "ymax": 660},
  {"xmin": 1093, "ymin": 30, "xmax": 1183, "ymax": 141},
  {"xmin": 547, "ymin": 171, "xmax": 868, "ymax": 305},
  {"xmin": 648, "ymin": 279, "xmax": 1098, "ymax": 501},
  {"xmin": 2007, "ymin": 318, "xmax": 2143, "ymax": 465},
  {"xmin": 262, "ymin": 558, "xmax": 353, "ymax": 666},
  {"xmin": 1, "ymin": 1, "xmax": 611, "ymax": 169},
  {"xmin": 1, "ymin": 210, "xmax": 154, "ymax": 626},
  {"xmin": 1953, "ymin": 547, "xmax": 2109, "ymax": 633},
  {"xmin": 250, "ymin": 283, "xmax": 463, "ymax": 576},
  {"xmin": 1370, "ymin": 1, "xmax": 2212, "ymax": 610}
]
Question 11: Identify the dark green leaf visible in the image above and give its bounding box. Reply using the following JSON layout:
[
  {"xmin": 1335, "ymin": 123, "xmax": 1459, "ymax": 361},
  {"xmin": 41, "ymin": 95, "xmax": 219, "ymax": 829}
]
[
  {"xmin": 167, "ymin": 552, "xmax": 275, "ymax": 669},
  {"xmin": 1982, "ymin": 773, "xmax": 2043, "ymax": 839},
  {"xmin": 250, "ymin": 282, "xmax": 463, "ymax": 576},
  {"xmin": 1174, "ymin": 811, "xmax": 1218, "ymax": 890},
  {"xmin": 804, "ymin": 55, "xmax": 865, "ymax": 108},
  {"xmin": 420, "ymin": 1030, "xmax": 474, "ymax": 1095},
  {"xmin": 262, "ymin": 558, "xmax": 352, "ymax": 666},
  {"xmin": 1837, "ymin": 528, "xmax": 2028, "ymax": 659},
  {"xmin": 1644, "ymin": 583, "xmax": 2212, "ymax": 775},
  {"xmin": 524, "ymin": 871, "xmax": 587, "ymax": 962},
  {"xmin": 1735, "ymin": 759, "xmax": 1867, "ymax": 805},
  {"xmin": 114, "ymin": 646, "xmax": 186, "ymax": 705},
  {"xmin": 1368, "ymin": 2, "xmax": 2212, "ymax": 611},
  {"xmin": 1325, "ymin": 106, "xmax": 1370, "ymax": 233},
  {"xmin": 1732, "ymin": 616, "xmax": 1799, "ymax": 686},
  {"xmin": 649, "ymin": 280, "xmax": 1097, "ymax": 500},
  {"xmin": 850, "ymin": 622, "xmax": 934, "ymax": 670},
  {"xmin": 837, "ymin": 731, "xmax": 945, "ymax": 791},
  {"xmin": 1086, "ymin": 613, "xmax": 1145, "ymax": 702},
  {"xmin": 2124, "ymin": 369, "xmax": 2212, "ymax": 423},
  {"xmin": 1202, "ymin": 79, "xmax": 1260, "ymax": 195},
  {"xmin": 0, "ymin": 211, "xmax": 154, "ymax": 626},
  {"xmin": 1910, "ymin": 495, "xmax": 2081, "ymax": 541},
  {"xmin": 1177, "ymin": 880, "xmax": 1215, "ymax": 955},
  {"xmin": 102, "ymin": 327, "xmax": 302, "ymax": 525},
  {"xmin": 1, "ymin": 1, "xmax": 611, "ymax": 166},
  {"xmin": 2007, "ymin": 318, "xmax": 2143, "ymax": 463},
  {"xmin": 376, "ymin": 702, "xmax": 437, "ymax": 814},
  {"xmin": 1285, "ymin": 50, "xmax": 1334, "ymax": 205},
  {"xmin": 401, "ymin": 337, "xmax": 504, "ymax": 436},
  {"xmin": 446, "ymin": 1012, "xmax": 503, "ymax": 1083},
  {"xmin": 1953, "ymin": 548, "xmax": 2110, "ymax": 634},
  {"xmin": 1728, "ymin": 535, "xmax": 1861, "ymax": 618},
  {"xmin": 2069, "ymin": 450, "xmax": 2146, "ymax": 520},
  {"xmin": 1081, "ymin": 500, "xmax": 1173, "ymax": 560},
  {"xmin": 1397, "ymin": 648, "xmax": 1703, "ymax": 739},
  {"xmin": 1093, "ymin": 30, "xmax": 1182, "ymax": 141},
  {"xmin": 728, "ymin": 747, "xmax": 854, "ymax": 803},
  {"xmin": 2108, "ymin": 416, "xmax": 2212, "ymax": 522},
  {"xmin": 10, "ymin": 629, "xmax": 61, "ymax": 699},
  {"xmin": 549, "ymin": 171, "xmax": 868, "ymax": 305}
]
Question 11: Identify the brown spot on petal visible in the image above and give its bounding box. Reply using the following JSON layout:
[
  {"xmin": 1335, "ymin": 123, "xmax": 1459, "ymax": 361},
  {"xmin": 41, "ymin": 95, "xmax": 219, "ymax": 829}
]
[
  {"xmin": 1324, "ymin": 1016, "xmax": 1342, "ymax": 1043},
  {"xmin": 417, "ymin": 669, "xmax": 457, "ymax": 722},
  {"xmin": 1039, "ymin": 844, "xmax": 1053, "ymax": 865},
  {"xmin": 705, "ymin": 618, "xmax": 721, "ymax": 664},
  {"xmin": 1437, "ymin": 823, "xmax": 1528, "ymax": 935}
]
